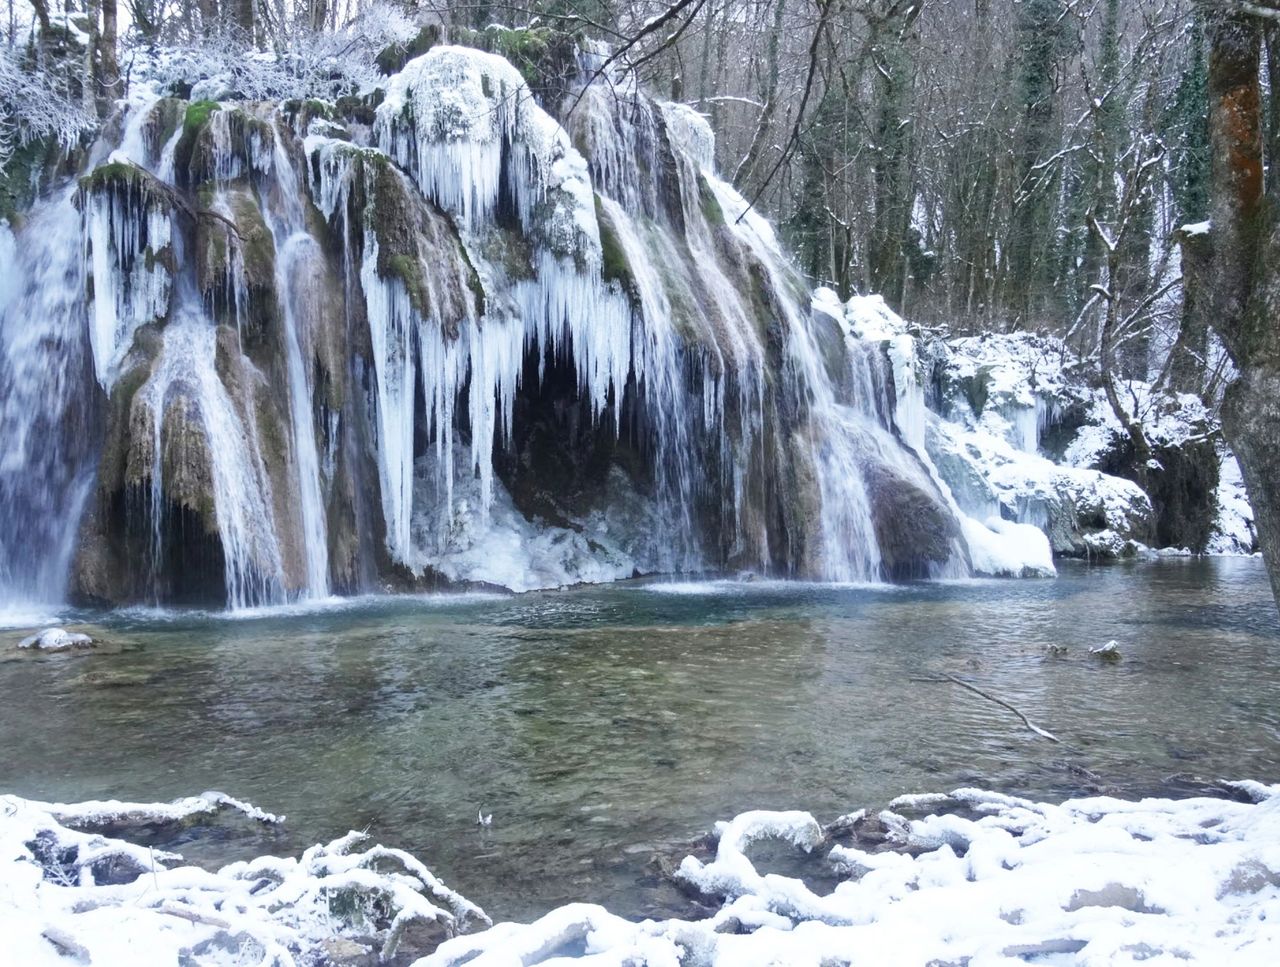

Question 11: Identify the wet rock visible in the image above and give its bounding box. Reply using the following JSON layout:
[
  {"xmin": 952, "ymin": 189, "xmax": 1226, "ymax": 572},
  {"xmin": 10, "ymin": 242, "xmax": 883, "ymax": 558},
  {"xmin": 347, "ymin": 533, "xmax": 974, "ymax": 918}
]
[{"xmin": 865, "ymin": 463, "xmax": 963, "ymax": 579}]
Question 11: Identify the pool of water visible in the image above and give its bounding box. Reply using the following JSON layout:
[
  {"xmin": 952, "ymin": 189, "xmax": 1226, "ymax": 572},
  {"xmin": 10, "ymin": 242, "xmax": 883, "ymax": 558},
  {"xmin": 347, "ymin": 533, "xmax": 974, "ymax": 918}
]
[{"xmin": 2, "ymin": 558, "xmax": 1278, "ymax": 921}]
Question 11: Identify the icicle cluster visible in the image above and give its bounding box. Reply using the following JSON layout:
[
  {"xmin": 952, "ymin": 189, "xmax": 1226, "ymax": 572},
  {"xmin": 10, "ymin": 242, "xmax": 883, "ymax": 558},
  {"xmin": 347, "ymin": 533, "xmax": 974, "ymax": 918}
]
[{"xmin": 80, "ymin": 163, "xmax": 173, "ymax": 389}]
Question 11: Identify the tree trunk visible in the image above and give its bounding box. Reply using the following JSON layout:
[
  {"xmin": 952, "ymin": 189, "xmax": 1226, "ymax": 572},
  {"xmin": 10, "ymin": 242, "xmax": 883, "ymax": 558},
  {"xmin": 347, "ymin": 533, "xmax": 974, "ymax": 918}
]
[
  {"xmin": 1202, "ymin": 7, "xmax": 1280, "ymax": 607},
  {"xmin": 99, "ymin": 0, "xmax": 121, "ymax": 108},
  {"xmin": 1166, "ymin": 227, "xmax": 1211, "ymax": 396}
]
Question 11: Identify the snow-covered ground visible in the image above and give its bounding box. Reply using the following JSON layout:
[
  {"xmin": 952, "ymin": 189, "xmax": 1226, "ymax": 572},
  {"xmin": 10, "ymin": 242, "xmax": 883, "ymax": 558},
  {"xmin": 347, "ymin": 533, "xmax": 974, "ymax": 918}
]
[
  {"xmin": 5, "ymin": 784, "xmax": 1280, "ymax": 965},
  {"xmin": 0, "ymin": 792, "xmax": 487, "ymax": 965}
]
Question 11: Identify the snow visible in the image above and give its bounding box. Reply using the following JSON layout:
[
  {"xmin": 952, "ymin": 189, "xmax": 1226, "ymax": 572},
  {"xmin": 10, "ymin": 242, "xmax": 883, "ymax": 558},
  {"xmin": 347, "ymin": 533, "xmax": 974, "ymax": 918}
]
[
  {"xmin": 929, "ymin": 416, "xmax": 1154, "ymax": 558},
  {"xmin": 961, "ymin": 516, "xmax": 1056, "ymax": 578},
  {"xmin": 0, "ymin": 792, "xmax": 487, "ymax": 966},
  {"xmin": 420, "ymin": 784, "xmax": 1280, "ymax": 965},
  {"xmin": 7, "ymin": 784, "xmax": 1280, "ymax": 965},
  {"xmin": 1064, "ymin": 385, "xmax": 1213, "ymax": 469},
  {"xmin": 1182, "ymin": 220, "xmax": 1212, "ymax": 237},
  {"xmin": 1209, "ymin": 453, "xmax": 1259, "ymax": 555}
]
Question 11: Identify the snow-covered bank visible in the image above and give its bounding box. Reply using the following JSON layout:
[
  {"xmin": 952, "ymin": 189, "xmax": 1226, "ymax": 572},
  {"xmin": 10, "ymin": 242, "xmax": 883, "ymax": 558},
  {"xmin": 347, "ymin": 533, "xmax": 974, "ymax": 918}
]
[
  {"xmin": 5, "ymin": 785, "xmax": 1279, "ymax": 965},
  {"xmin": 0, "ymin": 791, "xmax": 488, "ymax": 965}
]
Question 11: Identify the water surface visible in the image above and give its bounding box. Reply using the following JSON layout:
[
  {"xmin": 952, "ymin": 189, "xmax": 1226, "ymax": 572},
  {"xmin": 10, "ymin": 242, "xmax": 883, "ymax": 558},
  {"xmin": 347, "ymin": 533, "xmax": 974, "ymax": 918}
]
[{"xmin": 2, "ymin": 559, "xmax": 1278, "ymax": 920}]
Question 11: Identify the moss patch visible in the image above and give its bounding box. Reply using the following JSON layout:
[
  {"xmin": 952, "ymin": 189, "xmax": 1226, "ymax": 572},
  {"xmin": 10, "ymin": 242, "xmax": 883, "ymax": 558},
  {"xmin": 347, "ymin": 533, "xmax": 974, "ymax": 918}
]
[
  {"xmin": 455, "ymin": 24, "xmax": 583, "ymax": 95},
  {"xmin": 376, "ymin": 24, "xmax": 440, "ymax": 75},
  {"xmin": 595, "ymin": 194, "xmax": 638, "ymax": 301},
  {"xmin": 698, "ymin": 174, "xmax": 725, "ymax": 227},
  {"xmin": 184, "ymin": 100, "xmax": 219, "ymax": 138},
  {"xmin": 78, "ymin": 160, "xmax": 145, "ymax": 193}
]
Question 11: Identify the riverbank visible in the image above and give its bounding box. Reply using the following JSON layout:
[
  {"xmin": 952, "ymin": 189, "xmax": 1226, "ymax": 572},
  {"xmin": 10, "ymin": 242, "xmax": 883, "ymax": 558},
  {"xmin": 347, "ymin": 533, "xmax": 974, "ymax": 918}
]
[{"xmin": 4, "ymin": 780, "xmax": 1278, "ymax": 964}]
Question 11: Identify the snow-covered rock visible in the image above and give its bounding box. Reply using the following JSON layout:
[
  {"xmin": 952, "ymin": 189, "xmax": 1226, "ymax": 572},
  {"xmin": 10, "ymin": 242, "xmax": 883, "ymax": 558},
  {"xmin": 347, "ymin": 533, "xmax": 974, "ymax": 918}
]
[
  {"xmin": 1210, "ymin": 453, "xmax": 1259, "ymax": 555},
  {"xmin": 421, "ymin": 784, "xmax": 1280, "ymax": 965},
  {"xmin": 0, "ymin": 792, "xmax": 487, "ymax": 965},
  {"xmin": 8, "ymin": 785, "xmax": 1280, "ymax": 965},
  {"xmin": 927, "ymin": 417, "xmax": 1154, "ymax": 558},
  {"xmin": 16, "ymin": 627, "xmax": 94, "ymax": 651}
]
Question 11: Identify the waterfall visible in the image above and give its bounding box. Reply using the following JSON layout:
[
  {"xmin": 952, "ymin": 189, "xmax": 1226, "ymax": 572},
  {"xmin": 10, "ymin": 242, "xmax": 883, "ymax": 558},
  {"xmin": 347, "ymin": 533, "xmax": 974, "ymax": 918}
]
[
  {"xmin": 0, "ymin": 41, "xmax": 1005, "ymax": 608},
  {"xmin": 137, "ymin": 310, "xmax": 288, "ymax": 608},
  {"xmin": 259, "ymin": 120, "xmax": 330, "ymax": 598},
  {"xmin": 0, "ymin": 196, "xmax": 97, "ymax": 609}
]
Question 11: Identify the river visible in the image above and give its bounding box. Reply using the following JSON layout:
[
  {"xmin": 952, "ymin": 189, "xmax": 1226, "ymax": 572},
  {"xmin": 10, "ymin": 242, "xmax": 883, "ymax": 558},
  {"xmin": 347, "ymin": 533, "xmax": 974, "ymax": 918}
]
[{"xmin": 2, "ymin": 558, "xmax": 1277, "ymax": 921}]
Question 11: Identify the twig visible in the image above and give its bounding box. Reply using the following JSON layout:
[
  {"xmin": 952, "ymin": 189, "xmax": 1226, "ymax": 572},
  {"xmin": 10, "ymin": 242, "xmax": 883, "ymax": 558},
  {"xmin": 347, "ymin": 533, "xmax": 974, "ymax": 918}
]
[
  {"xmin": 154, "ymin": 903, "xmax": 230, "ymax": 929},
  {"xmin": 942, "ymin": 673, "xmax": 1061, "ymax": 743}
]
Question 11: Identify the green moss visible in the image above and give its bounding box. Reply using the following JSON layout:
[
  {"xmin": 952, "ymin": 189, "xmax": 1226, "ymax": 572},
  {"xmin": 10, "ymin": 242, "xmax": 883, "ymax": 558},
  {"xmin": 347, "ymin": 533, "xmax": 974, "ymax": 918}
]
[
  {"xmin": 376, "ymin": 24, "xmax": 440, "ymax": 75},
  {"xmin": 335, "ymin": 92, "xmax": 381, "ymax": 126},
  {"xmin": 595, "ymin": 194, "xmax": 637, "ymax": 300},
  {"xmin": 78, "ymin": 160, "xmax": 146, "ymax": 193},
  {"xmin": 452, "ymin": 24, "xmax": 583, "ymax": 92},
  {"xmin": 254, "ymin": 393, "xmax": 290, "ymax": 486},
  {"xmin": 1, "ymin": 136, "xmax": 72, "ymax": 226},
  {"xmin": 231, "ymin": 190, "xmax": 275, "ymax": 270},
  {"xmin": 184, "ymin": 100, "xmax": 219, "ymax": 137},
  {"xmin": 174, "ymin": 101, "xmax": 220, "ymax": 182},
  {"xmin": 456, "ymin": 240, "xmax": 487, "ymax": 317},
  {"xmin": 386, "ymin": 253, "xmax": 431, "ymax": 315},
  {"xmin": 698, "ymin": 175, "xmax": 725, "ymax": 227}
]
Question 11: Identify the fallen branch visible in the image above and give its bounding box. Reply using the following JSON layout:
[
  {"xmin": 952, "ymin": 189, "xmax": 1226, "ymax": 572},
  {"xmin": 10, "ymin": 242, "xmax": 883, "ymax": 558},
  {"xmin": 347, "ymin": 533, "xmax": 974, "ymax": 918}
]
[
  {"xmin": 153, "ymin": 903, "xmax": 231, "ymax": 929},
  {"xmin": 935, "ymin": 674, "xmax": 1061, "ymax": 743}
]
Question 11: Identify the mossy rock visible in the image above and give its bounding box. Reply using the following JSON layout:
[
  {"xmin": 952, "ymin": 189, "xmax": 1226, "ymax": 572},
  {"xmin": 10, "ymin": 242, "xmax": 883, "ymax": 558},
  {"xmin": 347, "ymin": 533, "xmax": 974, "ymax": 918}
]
[
  {"xmin": 195, "ymin": 184, "xmax": 278, "ymax": 348},
  {"xmin": 965, "ymin": 366, "xmax": 994, "ymax": 416},
  {"xmin": 77, "ymin": 160, "xmax": 157, "ymax": 197},
  {"xmin": 144, "ymin": 98, "xmax": 186, "ymax": 158},
  {"xmin": 335, "ymin": 92, "xmax": 382, "ymax": 127},
  {"xmin": 594, "ymin": 193, "xmax": 639, "ymax": 304},
  {"xmin": 376, "ymin": 24, "xmax": 440, "ymax": 75},
  {"xmin": 455, "ymin": 24, "xmax": 583, "ymax": 99},
  {"xmin": 367, "ymin": 159, "xmax": 478, "ymax": 329},
  {"xmin": 697, "ymin": 175, "xmax": 725, "ymax": 227},
  {"xmin": 179, "ymin": 104, "xmax": 275, "ymax": 189},
  {"xmin": 1, "ymin": 136, "xmax": 67, "ymax": 225}
]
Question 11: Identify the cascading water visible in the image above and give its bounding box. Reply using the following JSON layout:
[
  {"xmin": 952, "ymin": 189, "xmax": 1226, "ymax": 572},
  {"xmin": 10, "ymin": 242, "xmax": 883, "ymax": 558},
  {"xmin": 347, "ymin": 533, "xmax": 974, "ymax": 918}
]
[
  {"xmin": 0, "ymin": 195, "xmax": 98, "ymax": 610},
  {"xmin": 0, "ymin": 37, "xmax": 1023, "ymax": 610},
  {"xmin": 260, "ymin": 119, "xmax": 331, "ymax": 598}
]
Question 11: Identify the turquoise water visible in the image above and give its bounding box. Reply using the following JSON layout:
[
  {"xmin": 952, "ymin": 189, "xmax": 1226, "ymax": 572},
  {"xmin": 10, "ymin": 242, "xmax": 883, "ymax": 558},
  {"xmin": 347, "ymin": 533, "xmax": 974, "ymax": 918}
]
[{"xmin": 2, "ymin": 558, "xmax": 1278, "ymax": 920}]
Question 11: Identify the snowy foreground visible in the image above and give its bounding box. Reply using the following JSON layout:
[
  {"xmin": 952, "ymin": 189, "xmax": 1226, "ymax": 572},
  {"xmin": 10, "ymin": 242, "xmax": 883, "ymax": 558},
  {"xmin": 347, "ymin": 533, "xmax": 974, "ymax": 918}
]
[{"xmin": 4, "ymin": 785, "xmax": 1280, "ymax": 965}]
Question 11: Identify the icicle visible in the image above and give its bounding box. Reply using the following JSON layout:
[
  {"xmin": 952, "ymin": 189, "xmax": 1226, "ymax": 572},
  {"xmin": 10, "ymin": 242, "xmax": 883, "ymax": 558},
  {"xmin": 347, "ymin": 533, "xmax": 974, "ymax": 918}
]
[{"xmin": 82, "ymin": 171, "xmax": 173, "ymax": 388}]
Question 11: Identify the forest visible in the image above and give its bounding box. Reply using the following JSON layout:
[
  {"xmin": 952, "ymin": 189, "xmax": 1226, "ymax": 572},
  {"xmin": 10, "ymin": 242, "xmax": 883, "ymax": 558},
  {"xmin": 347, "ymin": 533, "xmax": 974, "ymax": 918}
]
[{"xmin": 3, "ymin": 2, "xmax": 1280, "ymax": 965}]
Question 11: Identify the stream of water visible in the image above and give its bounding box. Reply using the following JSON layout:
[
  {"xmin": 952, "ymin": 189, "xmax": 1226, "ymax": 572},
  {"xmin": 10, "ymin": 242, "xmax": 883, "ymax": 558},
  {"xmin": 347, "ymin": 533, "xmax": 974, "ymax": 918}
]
[{"xmin": 2, "ymin": 558, "xmax": 1277, "ymax": 922}]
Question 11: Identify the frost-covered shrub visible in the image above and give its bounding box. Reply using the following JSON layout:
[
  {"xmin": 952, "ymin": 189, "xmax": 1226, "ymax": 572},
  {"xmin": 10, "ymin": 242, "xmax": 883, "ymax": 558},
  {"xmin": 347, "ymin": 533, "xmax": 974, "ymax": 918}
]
[
  {"xmin": 0, "ymin": 45, "xmax": 95, "ymax": 173},
  {"xmin": 133, "ymin": 3, "xmax": 421, "ymax": 103}
]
